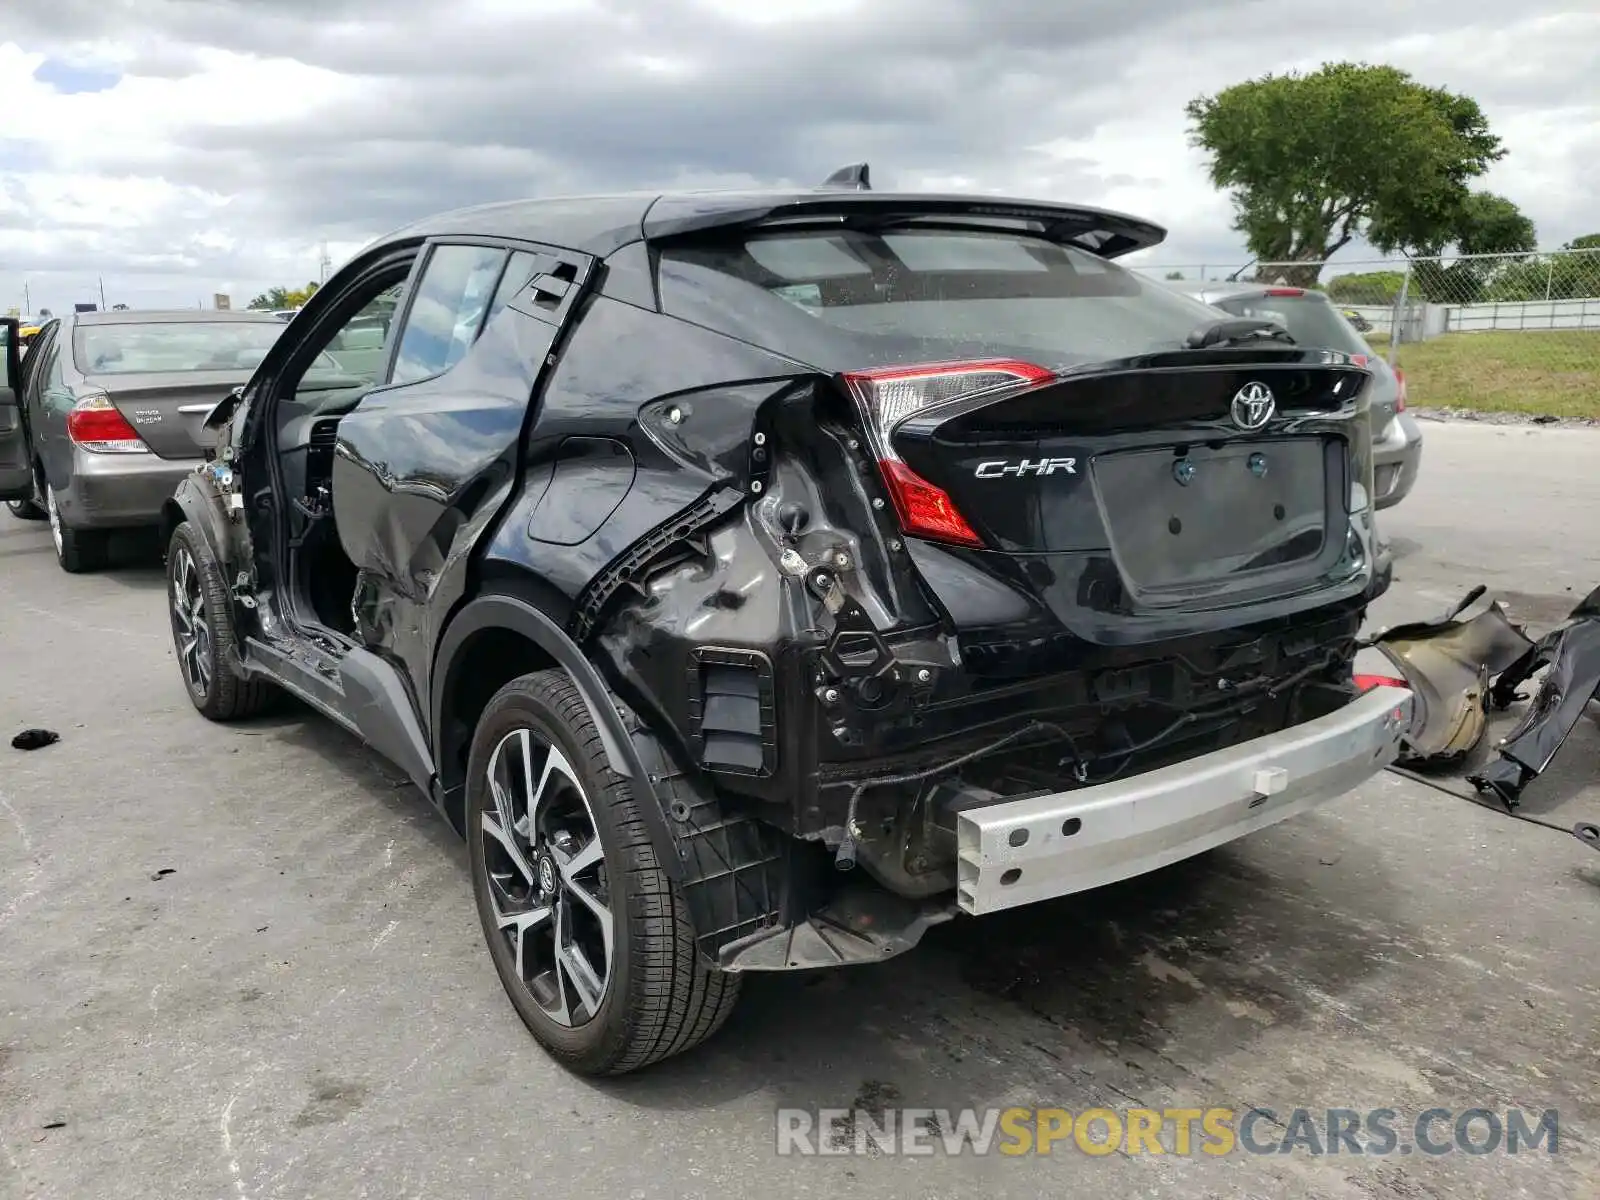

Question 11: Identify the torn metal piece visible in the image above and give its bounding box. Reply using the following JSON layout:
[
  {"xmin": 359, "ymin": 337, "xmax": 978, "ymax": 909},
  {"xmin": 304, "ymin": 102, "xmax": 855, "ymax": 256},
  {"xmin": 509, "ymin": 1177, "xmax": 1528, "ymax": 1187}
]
[
  {"xmin": 1367, "ymin": 590, "xmax": 1533, "ymax": 767},
  {"xmin": 717, "ymin": 886, "xmax": 955, "ymax": 971},
  {"xmin": 1469, "ymin": 598, "xmax": 1600, "ymax": 809}
]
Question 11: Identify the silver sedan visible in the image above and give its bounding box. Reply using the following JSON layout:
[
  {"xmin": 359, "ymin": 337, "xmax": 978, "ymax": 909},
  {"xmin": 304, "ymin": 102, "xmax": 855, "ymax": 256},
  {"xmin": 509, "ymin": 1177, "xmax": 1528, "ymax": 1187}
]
[
  {"xmin": 1165, "ymin": 281, "xmax": 1422, "ymax": 510},
  {"xmin": 8, "ymin": 309, "xmax": 295, "ymax": 572}
]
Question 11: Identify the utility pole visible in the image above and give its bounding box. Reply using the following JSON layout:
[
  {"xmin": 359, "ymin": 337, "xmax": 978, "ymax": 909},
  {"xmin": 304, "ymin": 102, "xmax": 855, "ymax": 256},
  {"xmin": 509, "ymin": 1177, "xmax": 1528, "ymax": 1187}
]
[
  {"xmin": 23, "ymin": 282, "xmax": 29, "ymax": 313},
  {"xmin": 99, "ymin": 276, "xmax": 107, "ymax": 309},
  {"xmin": 318, "ymin": 242, "xmax": 332, "ymax": 284}
]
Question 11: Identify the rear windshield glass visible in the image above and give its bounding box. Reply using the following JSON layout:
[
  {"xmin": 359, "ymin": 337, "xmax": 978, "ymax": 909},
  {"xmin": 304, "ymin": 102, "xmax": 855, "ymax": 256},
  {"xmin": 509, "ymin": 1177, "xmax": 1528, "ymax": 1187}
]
[
  {"xmin": 1207, "ymin": 293, "xmax": 1370, "ymax": 356},
  {"xmin": 657, "ymin": 227, "xmax": 1224, "ymax": 370},
  {"xmin": 73, "ymin": 321, "xmax": 289, "ymax": 375}
]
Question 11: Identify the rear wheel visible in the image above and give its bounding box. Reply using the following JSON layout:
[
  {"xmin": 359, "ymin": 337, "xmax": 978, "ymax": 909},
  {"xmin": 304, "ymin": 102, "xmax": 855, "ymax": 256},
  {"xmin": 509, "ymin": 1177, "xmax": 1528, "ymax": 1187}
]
[
  {"xmin": 46, "ymin": 483, "xmax": 107, "ymax": 573},
  {"xmin": 167, "ymin": 520, "xmax": 275, "ymax": 720},
  {"xmin": 467, "ymin": 670, "xmax": 740, "ymax": 1076}
]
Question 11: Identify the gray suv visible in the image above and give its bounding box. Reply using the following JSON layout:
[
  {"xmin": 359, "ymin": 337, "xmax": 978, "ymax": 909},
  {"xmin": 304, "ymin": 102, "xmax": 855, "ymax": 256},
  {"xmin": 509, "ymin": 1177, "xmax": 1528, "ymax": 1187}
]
[{"xmin": 1166, "ymin": 282, "xmax": 1422, "ymax": 509}]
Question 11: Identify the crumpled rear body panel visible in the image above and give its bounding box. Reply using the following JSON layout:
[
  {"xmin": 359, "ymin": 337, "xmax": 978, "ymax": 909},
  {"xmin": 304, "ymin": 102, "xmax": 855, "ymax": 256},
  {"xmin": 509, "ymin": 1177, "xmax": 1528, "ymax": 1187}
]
[
  {"xmin": 1470, "ymin": 584, "xmax": 1600, "ymax": 807},
  {"xmin": 1368, "ymin": 587, "xmax": 1534, "ymax": 766}
]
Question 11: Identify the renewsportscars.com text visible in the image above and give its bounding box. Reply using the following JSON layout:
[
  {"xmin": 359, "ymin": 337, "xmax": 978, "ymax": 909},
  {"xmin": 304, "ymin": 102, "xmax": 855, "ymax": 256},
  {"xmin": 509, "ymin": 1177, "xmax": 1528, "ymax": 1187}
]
[{"xmin": 775, "ymin": 1106, "xmax": 1560, "ymax": 1157}]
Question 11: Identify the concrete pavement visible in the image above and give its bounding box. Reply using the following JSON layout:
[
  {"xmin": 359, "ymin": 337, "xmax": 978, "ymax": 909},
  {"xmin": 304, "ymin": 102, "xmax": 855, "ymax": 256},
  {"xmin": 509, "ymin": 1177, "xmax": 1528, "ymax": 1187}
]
[{"xmin": 2, "ymin": 420, "xmax": 1597, "ymax": 1199}]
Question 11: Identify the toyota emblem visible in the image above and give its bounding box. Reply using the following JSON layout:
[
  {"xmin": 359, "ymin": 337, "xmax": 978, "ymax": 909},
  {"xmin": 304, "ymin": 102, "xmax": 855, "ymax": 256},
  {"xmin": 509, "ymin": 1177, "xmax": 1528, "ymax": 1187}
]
[{"xmin": 1230, "ymin": 381, "xmax": 1276, "ymax": 431}]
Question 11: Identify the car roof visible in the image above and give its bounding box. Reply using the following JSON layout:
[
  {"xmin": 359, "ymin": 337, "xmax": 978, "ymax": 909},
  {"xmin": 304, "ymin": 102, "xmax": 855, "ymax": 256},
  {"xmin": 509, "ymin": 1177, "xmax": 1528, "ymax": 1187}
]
[
  {"xmin": 375, "ymin": 188, "xmax": 1168, "ymax": 260},
  {"xmin": 72, "ymin": 309, "xmax": 285, "ymax": 326}
]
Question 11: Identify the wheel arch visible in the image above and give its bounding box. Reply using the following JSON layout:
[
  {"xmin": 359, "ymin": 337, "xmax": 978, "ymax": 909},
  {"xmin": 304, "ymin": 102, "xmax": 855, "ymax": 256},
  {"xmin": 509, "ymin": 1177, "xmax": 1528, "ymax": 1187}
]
[
  {"xmin": 160, "ymin": 474, "xmax": 232, "ymax": 569},
  {"xmin": 430, "ymin": 581, "xmax": 667, "ymax": 854}
]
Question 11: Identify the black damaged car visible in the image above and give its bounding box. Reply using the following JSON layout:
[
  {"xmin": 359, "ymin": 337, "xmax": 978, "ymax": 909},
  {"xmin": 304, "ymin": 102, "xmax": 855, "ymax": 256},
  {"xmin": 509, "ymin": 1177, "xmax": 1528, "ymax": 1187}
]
[{"xmin": 161, "ymin": 167, "xmax": 1412, "ymax": 1075}]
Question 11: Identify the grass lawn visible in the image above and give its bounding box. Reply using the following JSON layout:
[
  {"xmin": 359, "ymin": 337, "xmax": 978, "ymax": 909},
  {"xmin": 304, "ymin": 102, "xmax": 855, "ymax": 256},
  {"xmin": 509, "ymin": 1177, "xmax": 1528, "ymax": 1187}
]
[{"xmin": 1362, "ymin": 330, "xmax": 1600, "ymax": 418}]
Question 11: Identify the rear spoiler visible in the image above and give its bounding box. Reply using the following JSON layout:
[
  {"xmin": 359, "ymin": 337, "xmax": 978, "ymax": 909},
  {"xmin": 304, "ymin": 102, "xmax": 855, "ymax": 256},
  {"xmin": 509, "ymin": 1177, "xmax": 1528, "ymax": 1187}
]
[{"xmin": 641, "ymin": 178, "xmax": 1167, "ymax": 260}]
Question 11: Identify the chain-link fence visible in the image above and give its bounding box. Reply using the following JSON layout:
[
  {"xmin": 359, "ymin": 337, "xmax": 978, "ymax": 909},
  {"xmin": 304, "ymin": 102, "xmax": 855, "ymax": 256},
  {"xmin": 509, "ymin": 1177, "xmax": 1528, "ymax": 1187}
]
[{"xmin": 1140, "ymin": 248, "xmax": 1600, "ymax": 419}]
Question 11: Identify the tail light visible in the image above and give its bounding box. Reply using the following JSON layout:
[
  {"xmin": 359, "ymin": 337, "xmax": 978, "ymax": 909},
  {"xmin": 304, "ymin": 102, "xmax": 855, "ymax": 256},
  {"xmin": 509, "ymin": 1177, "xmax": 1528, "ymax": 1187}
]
[
  {"xmin": 1264, "ymin": 287, "xmax": 1305, "ymax": 297},
  {"xmin": 841, "ymin": 360, "xmax": 1053, "ymax": 547},
  {"xmin": 66, "ymin": 393, "xmax": 148, "ymax": 454},
  {"xmin": 1393, "ymin": 368, "xmax": 1407, "ymax": 412},
  {"xmin": 1353, "ymin": 672, "xmax": 1407, "ymax": 692}
]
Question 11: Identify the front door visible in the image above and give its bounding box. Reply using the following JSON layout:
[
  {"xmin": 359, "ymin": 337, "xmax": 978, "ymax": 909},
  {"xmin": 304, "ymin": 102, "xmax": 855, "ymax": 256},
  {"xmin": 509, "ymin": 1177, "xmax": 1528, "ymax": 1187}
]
[{"xmin": 0, "ymin": 318, "xmax": 34, "ymax": 500}]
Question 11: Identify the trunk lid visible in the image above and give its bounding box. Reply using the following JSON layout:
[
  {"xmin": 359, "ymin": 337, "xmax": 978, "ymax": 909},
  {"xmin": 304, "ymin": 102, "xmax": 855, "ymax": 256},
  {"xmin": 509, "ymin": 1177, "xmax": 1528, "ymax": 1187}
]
[
  {"xmin": 882, "ymin": 353, "xmax": 1376, "ymax": 640},
  {"xmin": 87, "ymin": 370, "xmax": 255, "ymax": 459}
]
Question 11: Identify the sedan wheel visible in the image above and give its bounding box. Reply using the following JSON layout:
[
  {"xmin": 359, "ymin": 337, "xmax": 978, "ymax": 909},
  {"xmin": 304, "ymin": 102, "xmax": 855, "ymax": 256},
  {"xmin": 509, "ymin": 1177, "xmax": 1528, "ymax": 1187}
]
[
  {"xmin": 46, "ymin": 483, "xmax": 107, "ymax": 573},
  {"xmin": 5, "ymin": 472, "xmax": 45, "ymax": 521}
]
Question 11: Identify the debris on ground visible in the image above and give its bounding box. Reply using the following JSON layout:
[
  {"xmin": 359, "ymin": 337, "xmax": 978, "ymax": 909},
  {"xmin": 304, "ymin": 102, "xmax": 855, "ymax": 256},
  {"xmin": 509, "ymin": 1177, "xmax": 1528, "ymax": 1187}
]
[
  {"xmin": 10, "ymin": 728, "xmax": 60, "ymax": 751},
  {"xmin": 1366, "ymin": 583, "xmax": 1600, "ymax": 824},
  {"xmin": 1470, "ymin": 583, "xmax": 1600, "ymax": 808},
  {"xmin": 1364, "ymin": 586, "xmax": 1534, "ymax": 767}
]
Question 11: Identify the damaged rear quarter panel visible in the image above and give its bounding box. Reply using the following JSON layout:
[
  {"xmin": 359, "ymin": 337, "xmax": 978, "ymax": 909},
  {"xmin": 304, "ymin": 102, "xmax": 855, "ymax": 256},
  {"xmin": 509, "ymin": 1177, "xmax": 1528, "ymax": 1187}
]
[{"xmin": 477, "ymin": 297, "xmax": 812, "ymax": 603}]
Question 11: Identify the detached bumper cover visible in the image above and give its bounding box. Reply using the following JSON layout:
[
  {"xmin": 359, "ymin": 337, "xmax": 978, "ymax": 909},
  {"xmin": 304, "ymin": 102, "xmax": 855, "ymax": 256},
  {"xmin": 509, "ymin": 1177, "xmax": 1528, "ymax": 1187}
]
[{"xmin": 956, "ymin": 685, "xmax": 1413, "ymax": 915}]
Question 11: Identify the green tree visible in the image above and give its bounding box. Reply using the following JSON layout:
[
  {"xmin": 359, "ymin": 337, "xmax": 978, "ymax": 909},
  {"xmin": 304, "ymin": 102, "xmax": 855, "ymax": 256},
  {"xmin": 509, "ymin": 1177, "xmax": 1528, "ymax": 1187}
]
[
  {"xmin": 1187, "ymin": 63, "xmax": 1506, "ymax": 287},
  {"xmin": 1327, "ymin": 270, "xmax": 1408, "ymax": 305},
  {"xmin": 1401, "ymin": 192, "xmax": 1538, "ymax": 302},
  {"xmin": 1483, "ymin": 232, "xmax": 1600, "ymax": 302},
  {"xmin": 248, "ymin": 281, "xmax": 321, "ymax": 310},
  {"xmin": 1164, "ymin": 270, "xmax": 1186, "ymax": 280}
]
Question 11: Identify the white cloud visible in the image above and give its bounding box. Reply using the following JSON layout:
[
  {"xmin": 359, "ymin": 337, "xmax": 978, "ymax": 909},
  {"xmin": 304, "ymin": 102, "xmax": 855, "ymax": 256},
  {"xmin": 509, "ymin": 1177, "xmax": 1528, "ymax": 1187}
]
[{"xmin": 1, "ymin": 0, "xmax": 1595, "ymax": 314}]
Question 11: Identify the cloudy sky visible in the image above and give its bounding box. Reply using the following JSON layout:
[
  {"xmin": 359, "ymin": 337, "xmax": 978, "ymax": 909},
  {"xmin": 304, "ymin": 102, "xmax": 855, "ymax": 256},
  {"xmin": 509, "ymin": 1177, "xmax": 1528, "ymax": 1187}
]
[{"xmin": 2, "ymin": 0, "xmax": 1596, "ymax": 315}]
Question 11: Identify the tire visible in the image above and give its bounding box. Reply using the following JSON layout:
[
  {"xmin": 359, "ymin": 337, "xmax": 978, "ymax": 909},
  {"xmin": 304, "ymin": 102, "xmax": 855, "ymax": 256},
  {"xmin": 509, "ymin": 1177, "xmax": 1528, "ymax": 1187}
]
[
  {"xmin": 7, "ymin": 464, "xmax": 47, "ymax": 521},
  {"xmin": 46, "ymin": 483, "xmax": 107, "ymax": 573},
  {"xmin": 5, "ymin": 498, "xmax": 45, "ymax": 521},
  {"xmin": 166, "ymin": 520, "xmax": 276, "ymax": 720},
  {"xmin": 467, "ymin": 670, "xmax": 740, "ymax": 1076}
]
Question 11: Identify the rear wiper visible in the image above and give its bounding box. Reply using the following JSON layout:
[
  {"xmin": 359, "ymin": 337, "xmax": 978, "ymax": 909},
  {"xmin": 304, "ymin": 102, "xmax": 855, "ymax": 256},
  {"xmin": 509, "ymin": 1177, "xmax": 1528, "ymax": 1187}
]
[{"xmin": 1183, "ymin": 317, "xmax": 1296, "ymax": 350}]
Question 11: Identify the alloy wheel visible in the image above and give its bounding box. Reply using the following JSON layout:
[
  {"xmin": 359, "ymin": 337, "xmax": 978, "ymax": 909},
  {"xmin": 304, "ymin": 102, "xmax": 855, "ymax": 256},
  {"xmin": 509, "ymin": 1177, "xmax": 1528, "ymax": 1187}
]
[
  {"xmin": 45, "ymin": 485, "xmax": 62, "ymax": 556},
  {"xmin": 480, "ymin": 728, "xmax": 614, "ymax": 1027},
  {"xmin": 170, "ymin": 546, "xmax": 213, "ymax": 695}
]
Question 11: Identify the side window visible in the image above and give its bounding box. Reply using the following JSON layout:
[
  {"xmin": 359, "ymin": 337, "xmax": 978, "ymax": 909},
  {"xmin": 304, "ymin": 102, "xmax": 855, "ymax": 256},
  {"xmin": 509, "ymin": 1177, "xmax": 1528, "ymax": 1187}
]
[
  {"xmin": 319, "ymin": 283, "xmax": 406, "ymax": 382},
  {"xmin": 390, "ymin": 244, "xmax": 509, "ymax": 386},
  {"xmin": 481, "ymin": 250, "xmax": 542, "ymax": 330},
  {"xmin": 44, "ymin": 340, "xmax": 64, "ymax": 390},
  {"xmin": 23, "ymin": 327, "xmax": 58, "ymax": 397}
]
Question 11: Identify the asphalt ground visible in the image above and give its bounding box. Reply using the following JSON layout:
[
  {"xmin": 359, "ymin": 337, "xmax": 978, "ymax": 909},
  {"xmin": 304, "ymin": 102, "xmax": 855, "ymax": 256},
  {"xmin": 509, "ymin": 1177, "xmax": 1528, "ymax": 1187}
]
[{"xmin": 2, "ymin": 419, "xmax": 1597, "ymax": 1199}]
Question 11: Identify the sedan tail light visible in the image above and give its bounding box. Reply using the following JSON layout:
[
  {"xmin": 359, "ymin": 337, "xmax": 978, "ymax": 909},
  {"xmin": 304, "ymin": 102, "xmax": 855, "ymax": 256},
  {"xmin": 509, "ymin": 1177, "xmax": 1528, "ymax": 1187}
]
[
  {"xmin": 66, "ymin": 393, "xmax": 149, "ymax": 454},
  {"xmin": 1393, "ymin": 368, "xmax": 1407, "ymax": 412},
  {"xmin": 1353, "ymin": 672, "xmax": 1407, "ymax": 692},
  {"xmin": 840, "ymin": 359, "xmax": 1053, "ymax": 547}
]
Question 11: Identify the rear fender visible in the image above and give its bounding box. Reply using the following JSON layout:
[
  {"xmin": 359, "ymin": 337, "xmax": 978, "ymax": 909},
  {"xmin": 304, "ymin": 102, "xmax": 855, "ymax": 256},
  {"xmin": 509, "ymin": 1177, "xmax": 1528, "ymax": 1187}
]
[
  {"xmin": 432, "ymin": 589, "xmax": 795, "ymax": 965},
  {"xmin": 161, "ymin": 471, "xmax": 238, "ymax": 572},
  {"xmin": 432, "ymin": 594, "xmax": 671, "ymax": 845},
  {"xmin": 161, "ymin": 470, "xmax": 254, "ymax": 678}
]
